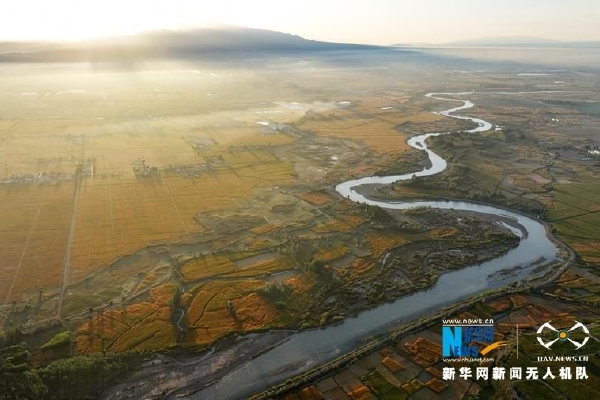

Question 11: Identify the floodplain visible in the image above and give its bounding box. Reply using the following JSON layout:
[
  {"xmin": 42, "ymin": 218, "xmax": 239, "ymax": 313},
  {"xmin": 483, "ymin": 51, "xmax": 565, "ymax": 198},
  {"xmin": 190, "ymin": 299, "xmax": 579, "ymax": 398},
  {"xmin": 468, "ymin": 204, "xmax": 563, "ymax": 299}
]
[{"xmin": 0, "ymin": 45, "xmax": 599, "ymax": 399}]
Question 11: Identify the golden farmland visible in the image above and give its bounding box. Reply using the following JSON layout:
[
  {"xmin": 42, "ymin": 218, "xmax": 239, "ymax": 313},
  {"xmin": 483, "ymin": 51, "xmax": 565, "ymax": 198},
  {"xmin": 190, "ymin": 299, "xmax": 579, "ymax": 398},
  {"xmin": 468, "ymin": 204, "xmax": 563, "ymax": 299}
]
[
  {"xmin": 297, "ymin": 114, "xmax": 430, "ymax": 154},
  {"xmin": 0, "ymin": 65, "xmax": 431, "ymax": 312},
  {"xmin": 0, "ymin": 65, "xmax": 352, "ymax": 346},
  {"xmin": 1, "ymin": 60, "xmax": 585, "ymax": 371},
  {"xmin": 0, "ymin": 183, "xmax": 73, "ymax": 302}
]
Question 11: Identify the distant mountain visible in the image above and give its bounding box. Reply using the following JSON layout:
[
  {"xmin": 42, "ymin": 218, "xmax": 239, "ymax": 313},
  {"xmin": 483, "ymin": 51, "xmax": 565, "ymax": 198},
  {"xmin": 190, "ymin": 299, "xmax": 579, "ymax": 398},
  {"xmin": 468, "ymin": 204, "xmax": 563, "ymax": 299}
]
[
  {"xmin": 0, "ymin": 26, "xmax": 382, "ymax": 62},
  {"xmin": 392, "ymin": 36, "xmax": 600, "ymax": 49},
  {"xmin": 446, "ymin": 36, "xmax": 561, "ymax": 46}
]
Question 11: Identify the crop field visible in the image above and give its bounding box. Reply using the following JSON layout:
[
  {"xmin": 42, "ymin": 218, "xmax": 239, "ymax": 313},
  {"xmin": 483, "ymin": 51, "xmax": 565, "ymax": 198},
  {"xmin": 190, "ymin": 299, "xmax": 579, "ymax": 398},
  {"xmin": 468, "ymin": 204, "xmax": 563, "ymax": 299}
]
[
  {"xmin": 76, "ymin": 283, "xmax": 178, "ymax": 354},
  {"xmin": 547, "ymin": 183, "xmax": 600, "ymax": 262},
  {"xmin": 67, "ymin": 164, "xmax": 296, "ymax": 284},
  {"xmin": 285, "ymin": 272, "xmax": 320, "ymax": 293},
  {"xmin": 298, "ymin": 191, "xmax": 333, "ymax": 206},
  {"xmin": 295, "ymin": 93, "xmax": 479, "ymax": 156},
  {"xmin": 366, "ymin": 232, "xmax": 411, "ymax": 258},
  {"xmin": 0, "ymin": 135, "xmax": 82, "ymax": 175},
  {"xmin": 0, "ymin": 183, "xmax": 73, "ymax": 302},
  {"xmin": 224, "ymin": 255, "xmax": 291, "ymax": 278},
  {"xmin": 195, "ymin": 127, "xmax": 294, "ymax": 149},
  {"xmin": 0, "ymin": 63, "xmax": 308, "ymax": 308},
  {"xmin": 298, "ymin": 115, "xmax": 415, "ymax": 154},
  {"xmin": 181, "ymin": 254, "xmax": 237, "ymax": 282},
  {"xmin": 312, "ymin": 215, "xmax": 364, "ymax": 233},
  {"xmin": 314, "ymin": 245, "xmax": 351, "ymax": 262},
  {"xmin": 231, "ymin": 293, "xmax": 280, "ymax": 330},
  {"xmin": 182, "ymin": 278, "xmax": 270, "ymax": 346},
  {"xmin": 63, "ymin": 189, "xmax": 525, "ymax": 352},
  {"xmin": 0, "ymin": 114, "xmax": 298, "ymax": 308}
]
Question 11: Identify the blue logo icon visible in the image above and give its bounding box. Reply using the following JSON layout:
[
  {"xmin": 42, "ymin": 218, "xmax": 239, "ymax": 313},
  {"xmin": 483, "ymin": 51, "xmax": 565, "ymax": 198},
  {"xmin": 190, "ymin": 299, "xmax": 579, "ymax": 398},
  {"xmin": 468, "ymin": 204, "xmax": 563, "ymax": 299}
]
[{"xmin": 442, "ymin": 325, "xmax": 495, "ymax": 357}]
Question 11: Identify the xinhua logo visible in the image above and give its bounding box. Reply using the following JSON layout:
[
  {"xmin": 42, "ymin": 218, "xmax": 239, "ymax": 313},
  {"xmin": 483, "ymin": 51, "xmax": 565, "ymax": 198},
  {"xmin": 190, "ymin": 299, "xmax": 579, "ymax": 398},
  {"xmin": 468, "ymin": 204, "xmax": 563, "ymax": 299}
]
[
  {"xmin": 442, "ymin": 324, "xmax": 505, "ymax": 357},
  {"xmin": 537, "ymin": 321, "xmax": 590, "ymax": 350}
]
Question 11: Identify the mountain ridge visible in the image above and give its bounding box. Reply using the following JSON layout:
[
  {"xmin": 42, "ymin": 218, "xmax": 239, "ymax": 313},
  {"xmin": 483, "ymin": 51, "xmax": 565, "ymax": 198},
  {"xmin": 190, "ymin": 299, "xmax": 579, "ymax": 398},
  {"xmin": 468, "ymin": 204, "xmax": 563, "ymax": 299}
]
[{"xmin": 0, "ymin": 26, "xmax": 383, "ymax": 62}]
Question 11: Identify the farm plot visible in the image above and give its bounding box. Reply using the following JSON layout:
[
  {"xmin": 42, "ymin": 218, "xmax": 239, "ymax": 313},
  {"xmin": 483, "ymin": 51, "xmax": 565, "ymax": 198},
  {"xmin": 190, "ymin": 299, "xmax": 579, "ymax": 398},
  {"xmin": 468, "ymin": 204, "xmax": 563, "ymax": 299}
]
[
  {"xmin": 84, "ymin": 133, "xmax": 200, "ymax": 176},
  {"xmin": 223, "ymin": 254, "xmax": 292, "ymax": 278},
  {"xmin": 297, "ymin": 105, "xmax": 446, "ymax": 155},
  {"xmin": 548, "ymin": 183, "xmax": 600, "ymax": 262},
  {"xmin": 0, "ymin": 183, "xmax": 73, "ymax": 302},
  {"xmin": 75, "ymin": 283, "xmax": 177, "ymax": 354},
  {"xmin": 366, "ymin": 232, "xmax": 410, "ymax": 258},
  {"xmin": 0, "ymin": 135, "xmax": 81, "ymax": 175},
  {"xmin": 69, "ymin": 177, "xmax": 187, "ymax": 283},
  {"xmin": 69, "ymin": 160, "xmax": 295, "ymax": 284},
  {"xmin": 183, "ymin": 279, "xmax": 268, "ymax": 346},
  {"xmin": 196, "ymin": 127, "xmax": 294, "ymax": 149},
  {"xmin": 298, "ymin": 116, "xmax": 412, "ymax": 154},
  {"xmin": 180, "ymin": 255, "xmax": 237, "ymax": 282},
  {"xmin": 181, "ymin": 252, "xmax": 293, "ymax": 282}
]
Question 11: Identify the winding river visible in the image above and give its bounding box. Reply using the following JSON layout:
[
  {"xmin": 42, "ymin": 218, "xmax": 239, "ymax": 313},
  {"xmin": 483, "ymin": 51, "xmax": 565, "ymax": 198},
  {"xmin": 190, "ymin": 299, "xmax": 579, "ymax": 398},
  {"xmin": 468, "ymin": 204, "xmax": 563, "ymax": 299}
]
[{"xmin": 192, "ymin": 93, "xmax": 561, "ymax": 399}]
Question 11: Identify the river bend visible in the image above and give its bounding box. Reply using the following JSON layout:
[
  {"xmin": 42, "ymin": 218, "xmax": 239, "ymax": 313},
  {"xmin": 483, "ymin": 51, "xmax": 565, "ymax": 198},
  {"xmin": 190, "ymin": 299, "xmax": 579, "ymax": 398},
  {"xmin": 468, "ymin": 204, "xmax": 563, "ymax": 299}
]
[{"xmin": 192, "ymin": 92, "xmax": 560, "ymax": 399}]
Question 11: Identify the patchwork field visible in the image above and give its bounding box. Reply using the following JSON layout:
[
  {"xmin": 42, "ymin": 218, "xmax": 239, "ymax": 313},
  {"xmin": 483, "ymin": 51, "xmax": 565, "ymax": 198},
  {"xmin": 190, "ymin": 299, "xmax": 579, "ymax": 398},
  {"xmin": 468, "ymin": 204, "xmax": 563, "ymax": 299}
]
[
  {"xmin": 76, "ymin": 283, "xmax": 178, "ymax": 354},
  {"xmin": 1, "ymin": 60, "xmax": 474, "ymax": 318},
  {"xmin": 0, "ymin": 51, "xmax": 599, "ymax": 400}
]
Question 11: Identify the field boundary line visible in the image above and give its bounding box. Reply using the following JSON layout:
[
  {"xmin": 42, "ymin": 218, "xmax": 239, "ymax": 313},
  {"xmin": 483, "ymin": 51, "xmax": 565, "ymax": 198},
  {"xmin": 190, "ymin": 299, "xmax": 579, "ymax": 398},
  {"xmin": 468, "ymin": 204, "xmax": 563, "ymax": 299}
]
[{"xmin": 4, "ymin": 200, "xmax": 43, "ymax": 303}]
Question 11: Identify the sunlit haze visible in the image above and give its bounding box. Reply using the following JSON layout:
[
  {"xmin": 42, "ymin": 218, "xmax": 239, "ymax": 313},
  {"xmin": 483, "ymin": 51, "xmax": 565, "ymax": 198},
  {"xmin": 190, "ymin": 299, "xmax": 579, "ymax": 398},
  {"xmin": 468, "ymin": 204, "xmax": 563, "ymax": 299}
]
[{"xmin": 3, "ymin": 0, "xmax": 600, "ymax": 44}]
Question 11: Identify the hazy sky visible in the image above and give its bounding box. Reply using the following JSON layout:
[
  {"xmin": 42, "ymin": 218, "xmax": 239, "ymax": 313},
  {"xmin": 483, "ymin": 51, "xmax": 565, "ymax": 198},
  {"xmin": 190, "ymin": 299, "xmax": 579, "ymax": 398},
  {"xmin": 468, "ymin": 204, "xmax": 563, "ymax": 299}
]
[{"xmin": 3, "ymin": 0, "xmax": 600, "ymax": 44}]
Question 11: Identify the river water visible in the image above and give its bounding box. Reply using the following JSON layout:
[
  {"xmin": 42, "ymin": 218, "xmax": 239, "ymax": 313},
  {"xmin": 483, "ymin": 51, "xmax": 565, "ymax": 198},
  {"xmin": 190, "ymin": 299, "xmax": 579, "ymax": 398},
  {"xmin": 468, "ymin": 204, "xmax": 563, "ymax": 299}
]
[{"xmin": 192, "ymin": 93, "xmax": 560, "ymax": 399}]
